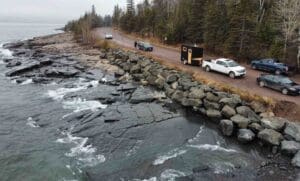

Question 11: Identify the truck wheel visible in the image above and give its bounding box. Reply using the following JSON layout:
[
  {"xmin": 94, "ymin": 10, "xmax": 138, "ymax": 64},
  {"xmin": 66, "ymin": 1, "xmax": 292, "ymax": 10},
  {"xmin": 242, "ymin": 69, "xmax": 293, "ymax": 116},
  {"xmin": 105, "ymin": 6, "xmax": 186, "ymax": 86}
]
[
  {"xmin": 229, "ymin": 72, "xmax": 235, "ymax": 79},
  {"xmin": 205, "ymin": 66, "xmax": 210, "ymax": 72},
  {"xmin": 259, "ymin": 81, "xmax": 265, "ymax": 87},
  {"xmin": 282, "ymin": 88, "xmax": 288, "ymax": 95},
  {"xmin": 275, "ymin": 70, "xmax": 281, "ymax": 75},
  {"xmin": 251, "ymin": 64, "xmax": 257, "ymax": 70}
]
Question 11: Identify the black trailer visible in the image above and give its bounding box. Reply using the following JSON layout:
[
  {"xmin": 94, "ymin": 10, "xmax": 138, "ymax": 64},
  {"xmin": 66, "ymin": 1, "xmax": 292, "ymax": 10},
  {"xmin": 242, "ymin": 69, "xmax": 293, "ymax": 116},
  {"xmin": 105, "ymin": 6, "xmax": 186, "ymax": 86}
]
[{"xmin": 181, "ymin": 44, "xmax": 204, "ymax": 66}]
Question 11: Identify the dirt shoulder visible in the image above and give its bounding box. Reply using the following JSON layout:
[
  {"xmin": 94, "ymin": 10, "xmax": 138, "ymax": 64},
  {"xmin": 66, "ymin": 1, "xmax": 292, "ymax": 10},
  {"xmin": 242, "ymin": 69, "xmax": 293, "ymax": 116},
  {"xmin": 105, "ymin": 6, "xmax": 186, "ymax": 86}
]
[{"xmin": 95, "ymin": 27, "xmax": 300, "ymax": 122}]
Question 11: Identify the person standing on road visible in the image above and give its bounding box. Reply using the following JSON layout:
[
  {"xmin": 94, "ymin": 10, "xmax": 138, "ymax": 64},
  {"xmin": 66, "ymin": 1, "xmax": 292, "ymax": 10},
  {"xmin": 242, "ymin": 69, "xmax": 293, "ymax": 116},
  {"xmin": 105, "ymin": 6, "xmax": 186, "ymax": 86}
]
[{"xmin": 134, "ymin": 41, "xmax": 137, "ymax": 48}]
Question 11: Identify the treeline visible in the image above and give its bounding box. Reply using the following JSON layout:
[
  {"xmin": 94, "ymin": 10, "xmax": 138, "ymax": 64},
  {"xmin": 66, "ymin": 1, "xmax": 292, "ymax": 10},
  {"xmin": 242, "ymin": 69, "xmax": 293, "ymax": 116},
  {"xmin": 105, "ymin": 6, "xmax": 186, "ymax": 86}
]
[
  {"xmin": 65, "ymin": 5, "xmax": 112, "ymax": 44},
  {"xmin": 113, "ymin": 0, "xmax": 300, "ymax": 67}
]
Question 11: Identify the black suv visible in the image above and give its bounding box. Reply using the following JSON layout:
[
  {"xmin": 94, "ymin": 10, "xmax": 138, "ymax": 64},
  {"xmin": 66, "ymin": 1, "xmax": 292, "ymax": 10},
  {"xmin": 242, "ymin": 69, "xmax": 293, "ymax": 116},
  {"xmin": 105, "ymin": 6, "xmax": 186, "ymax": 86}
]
[{"xmin": 257, "ymin": 74, "xmax": 300, "ymax": 95}]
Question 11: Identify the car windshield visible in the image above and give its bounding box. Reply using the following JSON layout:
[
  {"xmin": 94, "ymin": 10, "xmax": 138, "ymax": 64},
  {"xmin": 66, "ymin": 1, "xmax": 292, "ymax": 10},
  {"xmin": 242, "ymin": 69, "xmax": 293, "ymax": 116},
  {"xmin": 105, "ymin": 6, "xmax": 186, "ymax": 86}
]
[
  {"xmin": 227, "ymin": 61, "xmax": 239, "ymax": 67},
  {"xmin": 144, "ymin": 43, "xmax": 151, "ymax": 47},
  {"xmin": 279, "ymin": 77, "xmax": 293, "ymax": 84}
]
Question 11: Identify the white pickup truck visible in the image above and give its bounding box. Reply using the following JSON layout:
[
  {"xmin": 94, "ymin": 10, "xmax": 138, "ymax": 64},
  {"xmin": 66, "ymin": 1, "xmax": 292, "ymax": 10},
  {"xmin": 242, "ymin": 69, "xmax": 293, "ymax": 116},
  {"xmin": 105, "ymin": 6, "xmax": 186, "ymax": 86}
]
[{"xmin": 202, "ymin": 58, "xmax": 246, "ymax": 78}]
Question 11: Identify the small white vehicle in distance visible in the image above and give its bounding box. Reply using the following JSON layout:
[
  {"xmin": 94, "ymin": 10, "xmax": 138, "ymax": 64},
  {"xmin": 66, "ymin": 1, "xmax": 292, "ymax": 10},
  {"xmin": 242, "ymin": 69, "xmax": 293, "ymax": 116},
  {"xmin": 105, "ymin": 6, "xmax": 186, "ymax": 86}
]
[
  {"xmin": 202, "ymin": 58, "xmax": 246, "ymax": 78},
  {"xmin": 105, "ymin": 34, "xmax": 113, "ymax": 40}
]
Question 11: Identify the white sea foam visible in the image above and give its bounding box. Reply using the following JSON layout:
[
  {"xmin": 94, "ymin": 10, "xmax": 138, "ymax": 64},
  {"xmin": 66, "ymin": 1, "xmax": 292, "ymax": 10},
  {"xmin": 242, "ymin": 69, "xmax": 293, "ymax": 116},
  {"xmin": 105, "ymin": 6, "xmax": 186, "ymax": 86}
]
[
  {"xmin": 213, "ymin": 162, "xmax": 235, "ymax": 174},
  {"xmin": 56, "ymin": 129, "xmax": 105, "ymax": 167},
  {"xmin": 62, "ymin": 98, "xmax": 107, "ymax": 113},
  {"xmin": 47, "ymin": 78, "xmax": 99, "ymax": 100},
  {"xmin": 26, "ymin": 117, "xmax": 40, "ymax": 128},
  {"xmin": 0, "ymin": 44, "xmax": 13, "ymax": 58},
  {"xmin": 187, "ymin": 126, "xmax": 205, "ymax": 144},
  {"xmin": 132, "ymin": 178, "xmax": 158, "ymax": 181},
  {"xmin": 131, "ymin": 169, "xmax": 187, "ymax": 181},
  {"xmin": 153, "ymin": 148, "xmax": 187, "ymax": 165},
  {"xmin": 187, "ymin": 144, "xmax": 237, "ymax": 153},
  {"xmin": 160, "ymin": 169, "xmax": 186, "ymax": 181},
  {"xmin": 20, "ymin": 79, "xmax": 33, "ymax": 85},
  {"xmin": 47, "ymin": 87, "xmax": 86, "ymax": 100}
]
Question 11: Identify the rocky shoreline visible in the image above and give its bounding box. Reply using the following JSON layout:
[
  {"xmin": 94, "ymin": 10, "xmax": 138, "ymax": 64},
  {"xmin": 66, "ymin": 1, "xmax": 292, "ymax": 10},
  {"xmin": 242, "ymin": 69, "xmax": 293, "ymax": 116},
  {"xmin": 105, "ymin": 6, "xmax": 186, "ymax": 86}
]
[{"xmin": 1, "ymin": 32, "xmax": 300, "ymax": 179}]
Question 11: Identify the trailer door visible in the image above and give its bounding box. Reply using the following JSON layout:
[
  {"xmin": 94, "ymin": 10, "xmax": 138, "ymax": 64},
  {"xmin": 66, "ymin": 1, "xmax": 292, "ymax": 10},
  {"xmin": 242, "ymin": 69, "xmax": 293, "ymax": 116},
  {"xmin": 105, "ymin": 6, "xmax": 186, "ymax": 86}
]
[{"xmin": 188, "ymin": 49, "xmax": 192, "ymax": 64}]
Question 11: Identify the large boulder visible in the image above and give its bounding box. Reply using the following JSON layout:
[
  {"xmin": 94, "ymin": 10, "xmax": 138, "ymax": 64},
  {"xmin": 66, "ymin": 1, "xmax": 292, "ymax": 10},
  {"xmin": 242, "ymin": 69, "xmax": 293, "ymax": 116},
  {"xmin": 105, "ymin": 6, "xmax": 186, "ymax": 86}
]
[
  {"xmin": 189, "ymin": 87, "xmax": 206, "ymax": 99},
  {"xmin": 219, "ymin": 119, "xmax": 234, "ymax": 136},
  {"xmin": 284, "ymin": 122, "xmax": 300, "ymax": 142},
  {"xmin": 237, "ymin": 129, "xmax": 255, "ymax": 143},
  {"xmin": 166, "ymin": 74, "xmax": 178, "ymax": 83},
  {"xmin": 250, "ymin": 101, "xmax": 267, "ymax": 113},
  {"xmin": 221, "ymin": 105, "xmax": 236, "ymax": 118},
  {"xmin": 261, "ymin": 117, "xmax": 286, "ymax": 131},
  {"xmin": 203, "ymin": 99, "xmax": 220, "ymax": 110},
  {"xmin": 281, "ymin": 141, "xmax": 300, "ymax": 155},
  {"xmin": 230, "ymin": 114, "xmax": 250, "ymax": 128},
  {"xmin": 172, "ymin": 90, "xmax": 184, "ymax": 103},
  {"xmin": 236, "ymin": 106, "xmax": 260, "ymax": 123},
  {"xmin": 130, "ymin": 64, "xmax": 141, "ymax": 74},
  {"xmin": 206, "ymin": 109, "xmax": 222, "ymax": 119},
  {"xmin": 258, "ymin": 129, "xmax": 283, "ymax": 146},
  {"xmin": 206, "ymin": 92, "xmax": 221, "ymax": 102},
  {"xmin": 219, "ymin": 97, "xmax": 242, "ymax": 108},
  {"xmin": 248, "ymin": 123, "xmax": 263, "ymax": 133},
  {"xmin": 181, "ymin": 98, "xmax": 202, "ymax": 107},
  {"xmin": 292, "ymin": 151, "xmax": 300, "ymax": 168},
  {"xmin": 154, "ymin": 77, "xmax": 166, "ymax": 89}
]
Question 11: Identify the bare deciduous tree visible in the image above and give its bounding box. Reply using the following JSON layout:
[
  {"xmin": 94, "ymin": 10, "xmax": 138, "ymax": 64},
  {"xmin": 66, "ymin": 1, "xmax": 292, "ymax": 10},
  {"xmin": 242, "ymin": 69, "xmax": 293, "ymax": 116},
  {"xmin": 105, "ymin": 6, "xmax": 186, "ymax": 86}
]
[{"xmin": 275, "ymin": 0, "xmax": 300, "ymax": 62}]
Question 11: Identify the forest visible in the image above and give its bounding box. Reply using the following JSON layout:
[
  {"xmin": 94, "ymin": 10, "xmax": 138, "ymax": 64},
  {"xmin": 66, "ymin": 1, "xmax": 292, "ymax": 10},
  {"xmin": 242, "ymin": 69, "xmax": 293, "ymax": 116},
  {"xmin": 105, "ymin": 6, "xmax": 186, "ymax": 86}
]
[{"xmin": 112, "ymin": 0, "xmax": 300, "ymax": 68}]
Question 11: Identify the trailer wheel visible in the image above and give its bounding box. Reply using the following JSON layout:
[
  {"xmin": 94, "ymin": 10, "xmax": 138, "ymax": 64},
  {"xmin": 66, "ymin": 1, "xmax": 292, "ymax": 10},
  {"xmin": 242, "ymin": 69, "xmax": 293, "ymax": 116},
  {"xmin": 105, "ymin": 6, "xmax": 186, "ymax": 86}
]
[
  {"xmin": 205, "ymin": 66, "xmax": 211, "ymax": 72},
  {"xmin": 183, "ymin": 60, "xmax": 188, "ymax": 65}
]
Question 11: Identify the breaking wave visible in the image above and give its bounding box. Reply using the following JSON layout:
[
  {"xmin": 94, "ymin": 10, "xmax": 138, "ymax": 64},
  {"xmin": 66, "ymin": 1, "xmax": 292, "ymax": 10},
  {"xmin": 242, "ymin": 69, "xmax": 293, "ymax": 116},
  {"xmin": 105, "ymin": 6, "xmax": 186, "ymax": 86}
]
[{"xmin": 153, "ymin": 148, "xmax": 187, "ymax": 165}]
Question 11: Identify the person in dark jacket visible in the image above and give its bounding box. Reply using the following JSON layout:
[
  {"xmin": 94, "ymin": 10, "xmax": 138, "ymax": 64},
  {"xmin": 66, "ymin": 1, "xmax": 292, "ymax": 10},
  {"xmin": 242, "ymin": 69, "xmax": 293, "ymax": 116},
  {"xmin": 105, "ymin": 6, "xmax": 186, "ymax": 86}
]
[{"xmin": 134, "ymin": 41, "xmax": 137, "ymax": 48}]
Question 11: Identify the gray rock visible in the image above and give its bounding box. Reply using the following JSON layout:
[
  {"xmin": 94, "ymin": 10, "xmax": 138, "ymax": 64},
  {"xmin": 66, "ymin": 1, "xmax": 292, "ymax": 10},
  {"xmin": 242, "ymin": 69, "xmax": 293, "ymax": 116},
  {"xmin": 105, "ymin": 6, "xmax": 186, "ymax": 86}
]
[
  {"xmin": 165, "ymin": 87, "xmax": 175, "ymax": 97},
  {"xmin": 171, "ymin": 82, "xmax": 178, "ymax": 89},
  {"xmin": 130, "ymin": 89, "xmax": 155, "ymax": 104},
  {"xmin": 117, "ymin": 84, "xmax": 137, "ymax": 91},
  {"xmin": 5, "ymin": 61, "xmax": 41, "ymax": 76},
  {"xmin": 219, "ymin": 119, "xmax": 234, "ymax": 136},
  {"xmin": 172, "ymin": 90, "xmax": 184, "ymax": 103},
  {"xmin": 219, "ymin": 97, "xmax": 242, "ymax": 108},
  {"xmin": 260, "ymin": 112, "xmax": 275, "ymax": 118},
  {"xmin": 203, "ymin": 99, "xmax": 220, "ymax": 110},
  {"xmin": 189, "ymin": 87, "xmax": 206, "ymax": 99},
  {"xmin": 206, "ymin": 109, "xmax": 222, "ymax": 119},
  {"xmin": 236, "ymin": 106, "xmax": 260, "ymax": 123},
  {"xmin": 230, "ymin": 114, "xmax": 250, "ymax": 128},
  {"xmin": 248, "ymin": 123, "xmax": 263, "ymax": 133},
  {"xmin": 181, "ymin": 98, "xmax": 202, "ymax": 107},
  {"xmin": 178, "ymin": 78, "xmax": 197, "ymax": 91},
  {"xmin": 284, "ymin": 122, "xmax": 300, "ymax": 142},
  {"xmin": 155, "ymin": 77, "xmax": 166, "ymax": 89},
  {"xmin": 261, "ymin": 117, "xmax": 286, "ymax": 131},
  {"xmin": 206, "ymin": 92, "xmax": 221, "ymax": 102},
  {"xmin": 130, "ymin": 64, "xmax": 141, "ymax": 74},
  {"xmin": 258, "ymin": 129, "xmax": 283, "ymax": 146},
  {"xmin": 250, "ymin": 101, "xmax": 267, "ymax": 113},
  {"xmin": 44, "ymin": 67, "xmax": 80, "ymax": 77},
  {"xmin": 292, "ymin": 151, "xmax": 300, "ymax": 168},
  {"xmin": 166, "ymin": 74, "xmax": 178, "ymax": 83},
  {"xmin": 221, "ymin": 105, "xmax": 236, "ymax": 118},
  {"xmin": 281, "ymin": 141, "xmax": 300, "ymax": 155},
  {"xmin": 238, "ymin": 129, "xmax": 255, "ymax": 143}
]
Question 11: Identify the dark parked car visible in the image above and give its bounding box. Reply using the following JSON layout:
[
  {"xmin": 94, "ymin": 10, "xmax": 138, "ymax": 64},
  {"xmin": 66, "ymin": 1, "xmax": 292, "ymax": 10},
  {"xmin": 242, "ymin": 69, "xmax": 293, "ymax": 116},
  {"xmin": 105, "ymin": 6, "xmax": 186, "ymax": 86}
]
[
  {"xmin": 257, "ymin": 74, "xmax": 300, "ymax": 95},
  {"xmin": 251, "ymin": 59, "xmax": 289, "ymax": 75},
  {"xmin": 137, "ymin": 42, "xmax": 153, "ymax": 51}
]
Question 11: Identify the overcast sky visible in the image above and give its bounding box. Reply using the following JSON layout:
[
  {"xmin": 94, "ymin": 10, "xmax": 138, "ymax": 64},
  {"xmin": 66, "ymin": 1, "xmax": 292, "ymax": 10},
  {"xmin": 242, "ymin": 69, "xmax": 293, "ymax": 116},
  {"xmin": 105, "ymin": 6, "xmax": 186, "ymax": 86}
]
[{"xmin": 0, "ymin": 0, "xmax": 143, "ymax": 24}]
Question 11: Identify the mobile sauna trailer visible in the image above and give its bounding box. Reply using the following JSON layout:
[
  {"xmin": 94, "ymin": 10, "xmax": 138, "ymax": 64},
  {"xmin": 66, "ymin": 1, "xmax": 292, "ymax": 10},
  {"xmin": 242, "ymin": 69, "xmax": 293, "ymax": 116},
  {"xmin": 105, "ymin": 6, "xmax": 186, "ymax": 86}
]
[{"xmin": 181, "ymin": 44, "xmax": 204, "ymax": 66}]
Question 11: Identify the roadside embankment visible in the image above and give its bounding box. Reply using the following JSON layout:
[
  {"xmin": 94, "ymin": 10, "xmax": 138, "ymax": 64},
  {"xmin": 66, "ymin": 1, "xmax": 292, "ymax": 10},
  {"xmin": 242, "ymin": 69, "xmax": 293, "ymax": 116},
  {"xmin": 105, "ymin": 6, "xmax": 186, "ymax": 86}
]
[{"xmin": 100, "ymin": 48, "xmax": 300, "ymax": 168}]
